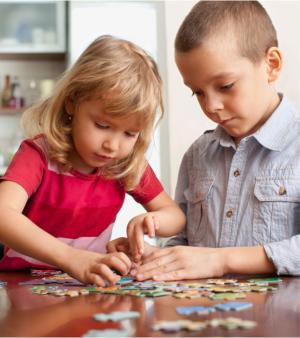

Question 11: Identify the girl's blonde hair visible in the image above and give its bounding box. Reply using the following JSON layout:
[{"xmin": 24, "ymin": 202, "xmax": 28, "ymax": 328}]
[{"xmin": 22, "ymin": 35, "xmax": 163, "ymax": 191}]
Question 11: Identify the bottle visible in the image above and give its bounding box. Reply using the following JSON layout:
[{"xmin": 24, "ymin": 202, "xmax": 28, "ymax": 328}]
[
  {"xmin": 1, "ymin": 75, "xmax": 12, "ymax": 108},
  {"xmin": 10, "ymin": 76, "xmax": 23, "ymax": 109}
]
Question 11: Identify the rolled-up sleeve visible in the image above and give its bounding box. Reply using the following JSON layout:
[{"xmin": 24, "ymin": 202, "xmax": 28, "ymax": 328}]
[{"xmin": 264, "ymin": 235, "xmax": 300, "ymax": 275}]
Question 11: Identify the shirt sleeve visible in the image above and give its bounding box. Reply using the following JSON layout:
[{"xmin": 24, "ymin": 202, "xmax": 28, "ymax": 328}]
[
  {"xmin": 264, "ymin": 236, "xmax": 300, "ymax": 275},
  {"xmin": 0, "ymin": 139, "xmax": 46, "ymax": 197},
  {"xmin": 128, "ymin": 164, "xmax": 163, "ymax": 205}
]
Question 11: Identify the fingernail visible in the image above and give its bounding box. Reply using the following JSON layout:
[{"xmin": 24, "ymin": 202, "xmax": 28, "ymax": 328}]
[{"xmin": 136, "ymin": 274, "xmax": 143, "ymax": 280}]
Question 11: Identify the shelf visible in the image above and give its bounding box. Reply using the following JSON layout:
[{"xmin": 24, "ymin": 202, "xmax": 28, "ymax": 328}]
[
  {"xmin": 0, "ymin": 53, "xmax": 66, "ymax": 61},
  {"xmin": 0, "ymin": 108, "xmax": 25, "ymax": 115}
]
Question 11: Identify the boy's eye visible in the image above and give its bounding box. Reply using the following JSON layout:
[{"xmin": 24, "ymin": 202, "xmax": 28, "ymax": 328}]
[
  {"xmin": 191, "ymin": 90, "xmax": 204, "ymax": 97},
  {"xmin": 220, "ymin": 83, "xmax": 234, "ymax": 90}
]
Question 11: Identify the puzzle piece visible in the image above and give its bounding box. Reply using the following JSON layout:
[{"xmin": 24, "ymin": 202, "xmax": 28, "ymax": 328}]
[
  {"xmin": 214, "ymin": 302, "xmax": 253, "ymax": 311},
  {"xmin": 93, "ymin": 311, "xmax": 140, "ymax": 322},
  {"xmin": 83, "ymin": 329, "xmax": 129, "ymax": 337},
  {"xmin": 209, "ymin": 292, "xmax": 246, "ymax": 301},
  {"xmin": 176, "ymin": 305, "xmax": 216, "ymax": 315},
  {"xmin": 152, "ymin": 320, "xmax": 206, "ymax": 332},
  {"xmin": 247, "ymin": 277, "xmax": 282, "ymax": 284}
]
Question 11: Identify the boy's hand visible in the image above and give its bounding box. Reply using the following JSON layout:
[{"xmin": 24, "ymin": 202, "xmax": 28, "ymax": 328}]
[
  {"xmin": 132, "ymin": 246, "xmax": 225, "ymax": 281},
  {"xmin": 63, "ymin": 247, "xmax": 132, "ymax": 286},
  {"xmin": 127, "ymin": 213, "xmax": 159, "ymax": 262}
]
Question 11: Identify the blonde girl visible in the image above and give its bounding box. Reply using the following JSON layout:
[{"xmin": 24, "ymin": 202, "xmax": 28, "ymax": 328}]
[{"xmin": 0, "ymin": 36, "xmax": 185, "ymax": 285}]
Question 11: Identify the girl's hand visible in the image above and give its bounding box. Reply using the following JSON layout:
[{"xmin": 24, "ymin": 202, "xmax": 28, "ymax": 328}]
[
  {"xmin": 106, "ymin": 237, "xmax": 131, "ymax": 256},
  {"xmin": 63, "ymin": 247, "xmax": 132, "ymax": 286},
  {"xmin": 132, "ymin": 246, "xmax": 225, "ymax": 281},
  {"xmin": 126, "ymin": 213, "xmax": 159, "ymax": 262},
  {"xmin": 107, "ymin": 237, "xmax": 158, "ymax": 260}
]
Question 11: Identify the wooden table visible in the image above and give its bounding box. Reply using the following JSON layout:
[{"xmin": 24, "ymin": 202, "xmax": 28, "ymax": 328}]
[{"xmin": 0, "ymin": 272, "xmax": 299, "ymax": 337}]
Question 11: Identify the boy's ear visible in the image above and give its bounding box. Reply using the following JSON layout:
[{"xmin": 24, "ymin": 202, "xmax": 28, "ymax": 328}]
[{"xmin": 265, "ymin": 47, "xmax": 282, "ymax": 83}]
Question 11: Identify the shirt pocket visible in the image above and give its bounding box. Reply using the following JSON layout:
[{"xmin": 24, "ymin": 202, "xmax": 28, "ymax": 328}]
[
  {"xmin": 184, "ymin": 177, "xmax": 214, "ymax": 244},
  {"xmin": 253, "ymin": 177, "xmax": 300, "ymax": 244}
]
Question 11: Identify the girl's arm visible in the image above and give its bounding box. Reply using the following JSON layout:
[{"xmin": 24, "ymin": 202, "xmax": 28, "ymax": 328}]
[
  {"xmin": 0, "ymin": 181, "xmax": 131, "ymax": 285},
  {"xmin": 126, "ymin": 191, "xmax": 186, "ymax": 261}
]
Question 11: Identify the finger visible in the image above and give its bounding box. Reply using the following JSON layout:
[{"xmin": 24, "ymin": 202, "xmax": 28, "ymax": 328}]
[
  {"xmin": 152, "ymin": 269, "xmax": 187, "ymax": 281},
  {"xmin": 101, "ymin": 254, "xmax": 131, "ymax": 276},
  {"xmin": 90, "ymin": 273, "xmax": 106, "ymax": 286},
  {"xmin": 91, "ymin": 264, "xmax": 120, "ymax": 285},
  {"xmin": 113, "ymin": 252, "xmax": 132, "ymax": 272},
  {"xmin": 135, "ymin": 253, "xmax": 177, "ymax": 280},
  {"xmin": 141, "ymin": 247, "xmax": 173, "ymax": 265},
  {"xmin": 143, "ymin": 215, "xmax": 156, "ymax": 238},
  {"xmin": 126, "ymin": 222, "xmax": 135, "ymax": 254},
  {"xmin": 106, "ymin": 240, "xmax": 118, "ymax": 253},
  {"xmin": 133, "ymin": 224, "xmax": 145, "ymax": 258},
  {"xmin": 136, "ymin": 260, "xmax": 179, "ymax": 281},
  {"xmin": 152, "ymin": 215, "xmax": 160, "ymax": 231}
]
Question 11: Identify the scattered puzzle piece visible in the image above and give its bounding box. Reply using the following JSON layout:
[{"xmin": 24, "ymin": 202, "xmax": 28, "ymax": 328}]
[
  {"xmin": 176, "ymin": 305, "xmax": 216, "ymax": 315},
  {"xmin": 93, "ymin": 311, "xmax": 140, "ymax": 322},
  {"xmin": 83, "ymin": 329, "xmax": 129, "ymax": 337},
  {"xmin": 214, "ymin": 302, "xmax": 253, "ymax": 311}
]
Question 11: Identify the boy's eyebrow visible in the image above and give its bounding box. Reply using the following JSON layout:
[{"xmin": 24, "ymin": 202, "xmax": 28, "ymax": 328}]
[{"xmin": 184, "ymin": 72, "xmax": 236, "ymax": 87}]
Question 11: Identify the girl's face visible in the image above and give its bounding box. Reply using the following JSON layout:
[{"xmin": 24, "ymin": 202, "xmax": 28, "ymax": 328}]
[{"xmin": 68, "ymin": 98, "xmax": 141, "ymax": 174}]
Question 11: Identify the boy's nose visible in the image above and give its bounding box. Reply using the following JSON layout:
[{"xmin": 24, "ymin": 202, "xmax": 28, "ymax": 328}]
[{"xmin": 204, "ymin": 95, "xmax": 223, "ymax": 114}]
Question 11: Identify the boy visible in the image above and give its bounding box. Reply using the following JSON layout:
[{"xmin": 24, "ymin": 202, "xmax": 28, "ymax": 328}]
[{"xmin": 112, "ymin": 1, "xmax": 300, "ymax": 281}]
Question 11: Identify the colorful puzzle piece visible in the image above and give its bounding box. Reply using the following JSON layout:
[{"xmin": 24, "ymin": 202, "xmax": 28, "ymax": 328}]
[
  {"xmin": 176, "ymin": 305, "xmax": 216, "ymax": 315},
  {"xmin": 214, "ymin": 301, "xmax": 253, "ymax": 311},
  {"xmin": 93, "ymin": 311, "xmax": 140, "ymax": 322}
]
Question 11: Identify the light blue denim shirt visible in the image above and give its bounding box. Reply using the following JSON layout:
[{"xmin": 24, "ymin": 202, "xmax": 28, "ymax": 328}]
[{"xmin": 167, "ymin": 95, "xmax": 300, "ymax": 275}]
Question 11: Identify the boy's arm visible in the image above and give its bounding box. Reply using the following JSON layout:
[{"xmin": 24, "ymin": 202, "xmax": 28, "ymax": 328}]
[{"xmin": 133, "ymin": 245, "xmax": 275, "ymax": 281}]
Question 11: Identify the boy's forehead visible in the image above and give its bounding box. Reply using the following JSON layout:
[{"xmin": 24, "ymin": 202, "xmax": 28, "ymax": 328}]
[{"xmin": 175, "ymin": 40, "xmax": 249, "ymax": 85}]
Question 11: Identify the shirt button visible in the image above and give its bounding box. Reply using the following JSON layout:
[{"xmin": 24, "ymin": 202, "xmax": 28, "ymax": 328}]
[
  {"xmin": 226, "ymin": 210, "xmax": 233, "ymax": 218},
  {"xmin": 233, "ymin": 170, "xmax": 240, "ymax": 177},
  {"xmin": 279, "ymin": 186, "xmax": 287, "ymax": 195}
]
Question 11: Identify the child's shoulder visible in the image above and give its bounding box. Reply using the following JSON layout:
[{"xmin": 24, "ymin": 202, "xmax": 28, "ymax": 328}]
[
  {"xmin": 21, "ymin": 134, "xmax": 49, "ymax": 162},
  {"xmin": 186, "ymin": 128, "xmax": 217, "ymax": 155}
]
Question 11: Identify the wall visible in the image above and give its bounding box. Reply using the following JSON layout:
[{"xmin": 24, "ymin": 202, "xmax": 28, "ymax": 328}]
[{"xmin": 162, "ymin": 0, "xmax": 300, "ymax": 196}]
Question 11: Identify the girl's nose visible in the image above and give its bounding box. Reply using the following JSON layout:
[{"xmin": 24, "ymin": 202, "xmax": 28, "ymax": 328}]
[{"xmin": 103, "ymin": 137, "xmax": 119, "ymax": 152}]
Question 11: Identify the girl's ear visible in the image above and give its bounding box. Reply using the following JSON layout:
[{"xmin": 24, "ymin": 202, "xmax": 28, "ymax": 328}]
[
  {"xmin": 65, "ymin": 100, "xmax": 75, "ymax": 116},
  {"xmin": 265, "ymin": 47, "xmax": 282, "ymax": 83}
]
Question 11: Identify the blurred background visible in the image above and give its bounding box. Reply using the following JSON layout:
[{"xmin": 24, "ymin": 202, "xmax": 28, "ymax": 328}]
[{"xmin": 0, "ymin": 0, "xmax": 299, "ymax": 240}]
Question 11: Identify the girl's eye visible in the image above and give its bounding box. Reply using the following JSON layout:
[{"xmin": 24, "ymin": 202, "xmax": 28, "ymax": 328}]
[
  {"xmin": 125, "ymin": 131, "xmax": 138, "ymax": 138},
  {"xmin": 221, "ymin": 83, "xmax": 234, "ymax": 90},
  {"xmin": 95, "ymin": 122, "xmax": 109, "ymax": 129}
]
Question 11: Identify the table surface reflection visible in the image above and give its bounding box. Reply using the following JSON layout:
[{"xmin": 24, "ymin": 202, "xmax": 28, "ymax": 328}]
[{"xmin": 0, "ymin": 272, "xmax": 299, "ymax": 337}]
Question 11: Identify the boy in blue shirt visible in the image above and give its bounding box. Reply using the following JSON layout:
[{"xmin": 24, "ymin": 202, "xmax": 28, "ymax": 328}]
[{"xmin": 110, "ymin": 1, "xmax": 300, "ymax": 280}]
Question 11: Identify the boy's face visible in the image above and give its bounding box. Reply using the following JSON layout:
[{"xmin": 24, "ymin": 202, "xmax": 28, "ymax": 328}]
[{"xmin": 175, "ymin": 37, "xmax": 280, "ymax": 143}]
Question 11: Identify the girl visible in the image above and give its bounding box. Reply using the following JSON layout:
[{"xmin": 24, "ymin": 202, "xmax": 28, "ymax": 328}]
[{"xmin": 0, "ymin": 36, "xmax": 185, "ymax": 286}]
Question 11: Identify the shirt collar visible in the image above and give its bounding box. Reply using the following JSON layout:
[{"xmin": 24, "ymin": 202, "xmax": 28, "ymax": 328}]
[
  {"xmin": 253, "ymin": 95, "xmax": 298, "ymax": 151},
  {"xmin": 209, "ymin": 94, "xmax": 298, "ymax": 151}
]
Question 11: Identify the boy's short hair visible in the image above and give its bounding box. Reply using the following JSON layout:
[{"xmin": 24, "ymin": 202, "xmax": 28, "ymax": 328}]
[{"xmin": 175, "ymin": 0, "xmax": 278, "ymax": 63}]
